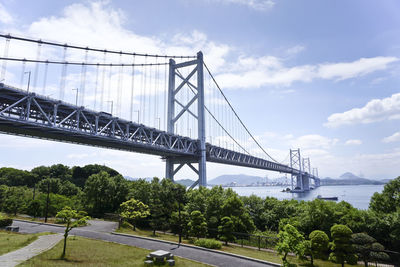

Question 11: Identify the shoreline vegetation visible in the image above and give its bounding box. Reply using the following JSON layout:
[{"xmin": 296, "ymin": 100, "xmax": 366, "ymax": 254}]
[{"xmin": 0, "ymin": 164, "xmax": 399, "ymax": 265}]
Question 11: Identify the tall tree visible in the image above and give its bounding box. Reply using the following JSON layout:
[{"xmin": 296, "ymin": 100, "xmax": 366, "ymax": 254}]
[
  {"xmin": 329, "ymin": 224, "xmax": 357, "ymax": 267},
  {"xmin": 188, "ymin": 210, "xmax": 207, "ymax": 239},
  {"xmin": 218, "ymin": 216, "xmax": 235, "ymax": 245},
  {"xmin": 56, "ymin": 206, "xmax": 89, "ymax": 259},
  {"xmin": 308, "ymin": 230, "xmax": 330, "ymax": 265},
  {"xmin": 276, "ymin": 224, "xmax": 305, "ymax": 265},
  {"xmin": 120, "ymin": 198, "xmax": 150, "ymax": 230}
]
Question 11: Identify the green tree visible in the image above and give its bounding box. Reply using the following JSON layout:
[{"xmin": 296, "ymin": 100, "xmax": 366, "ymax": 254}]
[
  {"xmin": 308, "ymin": 230, "xmax": 330, "ymax": 265},
  {"xmin": 120, "ymin": 198, "xmax": 150, "ymax": 230},
  {"xmin": 27, "ymin": 199, "xmax": 42, "ymax": 218},
  {"xmin": 352, "ymin": 233, "xmax": 376, "ymax": 267},
  {"xmin": 38, "ymin": 178, "xmax": 62, "ymax": 194},
  {"xmin": 84, "ymin": 171, "xmax": 122, "ymax": 216},
  {"xmin": 276, "ymin": 224, "xmax": 305, "ymax": 265},
  {"xmin": 218, "ymin": 216, "xmax": 235, "ymax": 245},
  {"xmin": 56, "ymin": 206, "xmax": 89, "ymax": 259},
  {"xmin": 329, "ymin": 224, "xmax": 357, "ymax": 267},
  {"xmin": 3, "ymin": 187, "xmax": 27, "ymax": 215},
  {"xmin": 370, "ymin": 242, "xmax": 390, "ymax": 266},
  {"xmin": 369, "ymin": 176, "xmax": 400, "ymax": 214},
  {"xmin": 188, "ymin": 210, "xmax": 207, "ymax": 239}
]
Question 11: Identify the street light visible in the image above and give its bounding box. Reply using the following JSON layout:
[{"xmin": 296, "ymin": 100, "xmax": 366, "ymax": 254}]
[
  {"xmin": 134, "ymin": 110, "xmax": 140, "ymax": 123},
  {"xmin": 155, "ymin": 117, "xmax": 160, "ymax": 129},
  {"xmin": 24, "ymin": 71, "xmax": 31, "ymax": 93},
  {"xmin": 72, "ymin": 88, "xmax": 79, "ymax": 106},
  {"xmin": 106, "ymin": 100, "xmax": 113, "ymax": 115}
]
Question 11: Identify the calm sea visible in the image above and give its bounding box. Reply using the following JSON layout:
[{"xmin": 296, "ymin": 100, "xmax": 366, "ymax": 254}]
[{"xmin": 226, "ymin": 184, "xmax": 385, "ymax": 210}]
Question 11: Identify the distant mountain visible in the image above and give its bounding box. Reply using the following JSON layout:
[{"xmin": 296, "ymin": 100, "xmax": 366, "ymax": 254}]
[
  {"xmin": 175, "ymin": 179, "xmax": 196, "ymax": 187},
  {"xmin": 209, "ymin": 174, "xmax": 265, "ymax": 186},
  {"xmin": 124, "ymin": 176, "xmax": 153, "ymax": 182},
  {"xmin": 321, "ymin": 172, "xmax": 385, "ymax": 186}
]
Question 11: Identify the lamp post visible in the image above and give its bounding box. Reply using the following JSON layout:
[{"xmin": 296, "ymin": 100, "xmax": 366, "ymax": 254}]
[
  {"xmin": 24, "ymin": 71, "xmax": 31, "ymax": 92},
  {"xmin": 155, "ymin": 117, "xmax": 160, "ymax": 129},
  {"xmin": 106, "ymin": 100, "xmax": 113, "ymax": 115},
  {"xmin": 134, "ymin": 110, "xmax": 140, "ymax": 123},
  {"xmin": 72, "ymin": 88, "xmax": 79, "ymax": 106}
]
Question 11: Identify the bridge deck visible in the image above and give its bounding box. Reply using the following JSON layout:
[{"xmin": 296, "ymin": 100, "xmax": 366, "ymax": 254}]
[{"xmin": 0, "ymin": 84, "xmax": 316, "ymax": 177}]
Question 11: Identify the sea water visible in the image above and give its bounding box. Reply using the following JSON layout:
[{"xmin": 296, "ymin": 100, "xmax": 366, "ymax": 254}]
[{"xmin": 227, "ymin": 184, "xmax": 385, "ymax": 210}]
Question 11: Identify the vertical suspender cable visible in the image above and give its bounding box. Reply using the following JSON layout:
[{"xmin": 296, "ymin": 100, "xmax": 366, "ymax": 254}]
[
  {"xmin": 130, "ymin": 55, "xmax": 135, "ymax": 121},
  {"xmin": 94, "ymin": 63, "xmax": 99, "ymax": 110},
  {"xmin": 154, "ymin": 57, "xmax": 158, "ymax": 129},
  {"xmin": 20, "ymin": 58, "xmax": 26, "ymax": 88},
  {"xmin": 33, "ymin": 41, "xmax": 42, "ymax": 90},
  {"xmin": 59, "ymin": 45, "xmax": 68, "ymax": 100},
  {"xmin": 79, "ymin": 48, "xmax": 89, "ymax": 107},
  {"xmin": 116, "ymin": 52, "xmax": 123, "ymax": 117},
  {"xmin": 42, "ymin": 60, "xmax": 49, "ymax": 95},
  {"xmin": 100, "ymin": 51, "xmax": 107, "ymax": 111},
  {"xmin": 1, "ymin": 37, "xmax": 10, "ymax": 81},
  {"xmin": 107, "ymin": 63, "xmax": 112, "ymax": 113}
]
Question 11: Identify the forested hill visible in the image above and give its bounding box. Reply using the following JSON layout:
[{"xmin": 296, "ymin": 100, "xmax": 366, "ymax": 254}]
[
  {"xmin": 208, "ymin": 174, "xmax": 264, "ymax": 185},
  {"xmin": 321, "ymin": 172, "xmax": 386, "ymax": 185}
]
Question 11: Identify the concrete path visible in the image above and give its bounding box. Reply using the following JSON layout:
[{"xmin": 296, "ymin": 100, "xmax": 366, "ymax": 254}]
[
  {"xmin": 12, "ymin": 220, "xmax": 278, "ymax": 267},
  {"xmin": 0, "ymin": 233, "xmax": 63, "ymax": 267},
  {"xmin": 79, "ymin": 219, "xmax": 118, "ymax": 233}
]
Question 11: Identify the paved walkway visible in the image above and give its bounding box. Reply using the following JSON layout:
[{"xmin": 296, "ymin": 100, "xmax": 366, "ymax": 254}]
[
  {"xmin": 12, "ymin": 220, "xmax": 278, "ymax": 267},
  {"xmin": 0, "ymin": 233, "xmax": 63, "ymax": 267}
]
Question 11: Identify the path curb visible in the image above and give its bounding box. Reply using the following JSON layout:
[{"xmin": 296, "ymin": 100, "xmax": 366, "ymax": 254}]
[
  {"xmin": 13, "ymin": 219, "xmax": 65, "ymax": 228},
  {"xmin": 112, "ymin": 231, "xmax": 281, "ymax": 267}
]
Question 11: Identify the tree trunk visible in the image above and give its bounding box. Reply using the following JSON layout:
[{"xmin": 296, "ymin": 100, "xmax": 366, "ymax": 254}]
[
  {"xmin": 341, "ymin": 262, "xmax": 344, "ymax": 267},
  {"xmin": 364, "ymin": 260, "xmax": 368, "ymax": 267},
  {"xmin": 310, "ymin": 255, "xmax": 314, "ymax": 266},
  {"xmin": 62, "ymin": 234, "xmax": 67, "ymax": 259}
]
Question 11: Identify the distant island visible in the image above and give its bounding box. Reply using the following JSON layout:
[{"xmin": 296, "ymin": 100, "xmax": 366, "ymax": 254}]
[
  {"xmin": 125, "ymin": 172, "xmax": 390, "ymax": 187},
  {"xmin": 206, "ymin": 172, "xmax": 389, "ymax": 187}
]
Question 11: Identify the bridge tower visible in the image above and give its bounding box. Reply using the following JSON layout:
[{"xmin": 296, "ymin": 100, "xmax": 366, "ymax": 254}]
[
  {"xmin": 165, "ymin": 52, "xmax": 207, "ymax": 187},
  {"xmin": 290, "ymin": 149, "xmax": 302, "ymax": 190},
  {"xmin": 302, "ymin": 157, "xmax": 311, "ymax": 191}
]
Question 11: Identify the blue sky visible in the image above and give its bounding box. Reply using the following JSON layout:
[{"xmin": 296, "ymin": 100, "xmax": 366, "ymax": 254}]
[{"xmin": 0, "ymin": 0, "xmax": 399, "ymax": 180}]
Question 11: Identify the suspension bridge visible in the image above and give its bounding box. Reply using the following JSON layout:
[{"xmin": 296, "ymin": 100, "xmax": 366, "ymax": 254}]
[{"xmin": 0, "ymin": 33, "xmax": 320, "ymax": 191}]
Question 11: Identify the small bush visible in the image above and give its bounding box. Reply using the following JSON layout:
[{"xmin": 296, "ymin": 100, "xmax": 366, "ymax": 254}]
[
  {"xmin": 0, "ymin": 217, "xmax": 13, "ymax": 227},
  {"xmin": 194, "ymin": 238, "xmax": 222, "ymax": 249}
]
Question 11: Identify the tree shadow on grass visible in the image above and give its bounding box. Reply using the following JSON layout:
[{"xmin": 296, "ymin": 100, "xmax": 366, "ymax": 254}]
[{"xmin": 48, "ymin": 257, "xmax": 84, "ymax": 263}]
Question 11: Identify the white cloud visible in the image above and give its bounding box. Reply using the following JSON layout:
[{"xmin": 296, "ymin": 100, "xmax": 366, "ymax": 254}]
[
  {"xmin": 325, "ymin": 93, "xmax": 400, "ymax": 128},
  {"xmin": 286, "ymin": 45, "xmax": 305, "ymax": 55},
  {"xmin": 290, "ymin": 134, "xmax": 339, "ymax": 150},
  {"xmin": 382, "ymin": 132, "xmax": 400, "ymax": 143},
  {"xmin": 345, "ymin": 139, "xmax": 362, "ymax": 145},
  {"xmin": 212, "ymin": 0, "xmax": 275, "ymax": 11},
  {"xmin": 216, "ymin": 56, "xmax": 398, "ymax": 89},
  {"xmin": 318, "ymin": 57, "xmax": 398, "ymax": 80},
  {"xmin": 0, "ymin": 3, "xmax": 13, "ymax": 24}
]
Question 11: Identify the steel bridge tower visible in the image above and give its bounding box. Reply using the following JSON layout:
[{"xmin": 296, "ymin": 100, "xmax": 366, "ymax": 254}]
[{"xmin": 165, "ymin": 52, "xmax": 207, "ymax": 187}]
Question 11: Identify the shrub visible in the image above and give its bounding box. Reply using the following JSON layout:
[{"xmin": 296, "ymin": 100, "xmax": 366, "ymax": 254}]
[
  {"xmin": 0, "ymin": 217, "xmax": 13, "ymax": 227},
  {"xmin": 194, "ymin": 238, "xmax": 222, "ymax": 249}
]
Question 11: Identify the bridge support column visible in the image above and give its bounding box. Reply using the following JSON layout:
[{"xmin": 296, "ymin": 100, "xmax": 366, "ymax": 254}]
[{"xmin": 165, "ymin": 51, "xmax": 207, "ymax": 187}]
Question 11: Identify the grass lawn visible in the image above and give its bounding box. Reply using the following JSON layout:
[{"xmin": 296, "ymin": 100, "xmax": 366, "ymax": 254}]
[
  {"xmin": 19, "ymin": 236, "xmax": 211, "ymax": 267},
  {"xmin": 117, "ymin": 227, "xmax": 362, "ymax": 267},
  {"xmin": 0, "ymin": 231, "xmax": 44, "ymax": 256}
]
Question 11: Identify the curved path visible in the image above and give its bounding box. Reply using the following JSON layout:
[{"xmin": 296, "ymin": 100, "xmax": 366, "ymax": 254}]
[
  {"xmin": 12, "ymin": 220, "xmax": 278, "ymax": 267},
  {"xmin": 0, "ymin": 233, "xmax": 63, "ymax": 267}
]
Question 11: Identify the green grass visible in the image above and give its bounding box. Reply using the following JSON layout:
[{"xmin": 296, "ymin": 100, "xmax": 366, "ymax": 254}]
[
  {"xmin": 0, "ymin": 231, "xmax": 42, "ymax": 256},
  {"xmin": 19, "ymin": 236, "xmax": 211, "ymax": 266}
]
